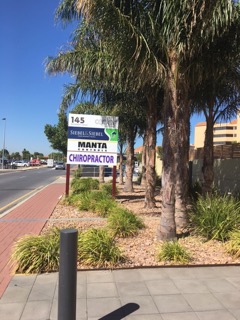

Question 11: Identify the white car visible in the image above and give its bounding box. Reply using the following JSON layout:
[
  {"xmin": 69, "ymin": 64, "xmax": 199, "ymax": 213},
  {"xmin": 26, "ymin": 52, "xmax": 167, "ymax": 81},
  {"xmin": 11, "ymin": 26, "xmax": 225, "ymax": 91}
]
[
  {"xmin": 14, "ymin": 160, "xmax": 30, "ymax": 167},
  {"xmin": 55, "ymin": 161, "xmax": 65, "ymax": 170}
]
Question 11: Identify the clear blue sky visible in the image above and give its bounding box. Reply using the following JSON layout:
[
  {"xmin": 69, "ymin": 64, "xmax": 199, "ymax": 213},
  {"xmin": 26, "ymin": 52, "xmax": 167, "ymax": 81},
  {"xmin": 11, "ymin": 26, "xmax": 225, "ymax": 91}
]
[
  {"xmin": 0, "ymin": 1, "xmax": 74, "ymax": 156},
  {"xmin": 0, "ymin": 1, "xmax": 204, "ymax": 156}
]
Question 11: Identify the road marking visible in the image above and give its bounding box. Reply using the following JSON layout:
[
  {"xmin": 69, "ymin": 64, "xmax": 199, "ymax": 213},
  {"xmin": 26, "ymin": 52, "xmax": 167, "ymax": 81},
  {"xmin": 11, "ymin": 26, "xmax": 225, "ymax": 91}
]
[{"xmin": 0, "ymin": 187, "xmax": 43, "ymax": 214}]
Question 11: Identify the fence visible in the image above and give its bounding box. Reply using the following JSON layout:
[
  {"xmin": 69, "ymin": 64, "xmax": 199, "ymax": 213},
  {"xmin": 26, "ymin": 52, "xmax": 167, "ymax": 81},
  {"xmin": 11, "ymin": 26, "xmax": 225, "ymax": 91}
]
[
  {"xmin": 195, "ymin": 143, "xmax": 240, "ymax": 160},
  {"xmin": 80, "ymin": 165, "xmax": 112, "ymax": 178},
  {"xmin": 192, "ymin": 158, "xmax": 240, "ymax": 195}
]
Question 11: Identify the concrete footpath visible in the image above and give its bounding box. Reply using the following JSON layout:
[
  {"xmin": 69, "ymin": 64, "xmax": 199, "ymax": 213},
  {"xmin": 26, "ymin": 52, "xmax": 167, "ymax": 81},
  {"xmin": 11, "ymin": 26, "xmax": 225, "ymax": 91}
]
[
  {"xmin": 0, "ymin": 173, "xmax": 240, "ymax": 319},
  {"xmin": 1, "ymin": 266, "xmax": 240, "ymax": 319}
]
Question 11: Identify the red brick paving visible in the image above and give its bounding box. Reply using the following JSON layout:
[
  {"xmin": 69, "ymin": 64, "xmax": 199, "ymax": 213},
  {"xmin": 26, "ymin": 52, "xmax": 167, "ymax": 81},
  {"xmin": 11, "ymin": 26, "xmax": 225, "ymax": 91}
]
[{"xmin": 0, "ymin": 183, "xmax": 65, "ymax": 298}]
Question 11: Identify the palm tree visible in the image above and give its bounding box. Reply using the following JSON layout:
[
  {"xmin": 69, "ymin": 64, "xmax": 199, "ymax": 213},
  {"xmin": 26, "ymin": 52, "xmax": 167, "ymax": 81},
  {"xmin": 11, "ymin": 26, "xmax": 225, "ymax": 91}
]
[
  {"xmin": 48, "ymin": 7, "xmax": 162, "ymax": 201},
  {"xmin": 191, "ymin": 17, "xmax": 240, "ymax": 195},
  {"xmin": 54, "ymin": 0, "xmax": 239, "ymax": 239}
]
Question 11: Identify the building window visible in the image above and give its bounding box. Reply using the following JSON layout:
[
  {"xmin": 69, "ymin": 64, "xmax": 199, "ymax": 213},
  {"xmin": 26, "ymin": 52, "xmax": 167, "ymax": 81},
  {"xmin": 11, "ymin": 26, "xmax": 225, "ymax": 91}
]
[
  {"xmin": 213, "ymin": 126, "xmax": 233, "ymax": 131},
  {"xmin": 213, "ymin": 134, "xmax": 233, "ymax": 138},
  {"xmin": 214, "ymin": 141, "xmax": 233, "ymax": 145}
]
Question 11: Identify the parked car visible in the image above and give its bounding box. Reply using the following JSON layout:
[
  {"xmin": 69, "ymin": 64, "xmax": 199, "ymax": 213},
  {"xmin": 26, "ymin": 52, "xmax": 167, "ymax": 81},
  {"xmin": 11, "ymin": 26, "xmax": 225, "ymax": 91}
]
[
  {"xmin": 14, "ymin": 160, "xmax": 30, "ymax": 167},
  {"xmin": 55, "ymin": 161, "xmax": 65, "ymax": 170},
  {"xmin": 29, "ymin": 159, "xmax": 41, "ymax": 166}
]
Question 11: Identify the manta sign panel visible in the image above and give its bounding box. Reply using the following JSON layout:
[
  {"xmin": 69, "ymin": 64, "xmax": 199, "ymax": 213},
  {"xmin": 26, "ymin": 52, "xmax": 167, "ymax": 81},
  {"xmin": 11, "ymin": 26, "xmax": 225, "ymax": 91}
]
[{"xmin": 67, "ymin": 114, "xmax": 119, "ymax": 166}]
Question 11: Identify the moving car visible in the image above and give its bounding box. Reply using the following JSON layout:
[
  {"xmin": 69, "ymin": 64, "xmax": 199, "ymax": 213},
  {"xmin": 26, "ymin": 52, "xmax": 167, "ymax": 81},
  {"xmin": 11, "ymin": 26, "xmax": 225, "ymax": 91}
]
[{"xmin": 55, "ymin": 161, "xmax": 65, "ymax": 170}]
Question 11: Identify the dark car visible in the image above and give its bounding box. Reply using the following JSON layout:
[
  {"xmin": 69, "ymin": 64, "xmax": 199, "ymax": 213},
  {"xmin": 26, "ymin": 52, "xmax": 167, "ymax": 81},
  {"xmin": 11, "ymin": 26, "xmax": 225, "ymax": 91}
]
[{"xmin": 55, "ymin": 161, "xmax": 65, "ymax": 170}]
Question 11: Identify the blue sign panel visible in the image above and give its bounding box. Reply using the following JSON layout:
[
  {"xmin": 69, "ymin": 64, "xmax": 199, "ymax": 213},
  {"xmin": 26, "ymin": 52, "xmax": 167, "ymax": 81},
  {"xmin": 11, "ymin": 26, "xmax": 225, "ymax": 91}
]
[{"xmin": 68, "ymin": 127, "xmax": 109, "ymax": 141}]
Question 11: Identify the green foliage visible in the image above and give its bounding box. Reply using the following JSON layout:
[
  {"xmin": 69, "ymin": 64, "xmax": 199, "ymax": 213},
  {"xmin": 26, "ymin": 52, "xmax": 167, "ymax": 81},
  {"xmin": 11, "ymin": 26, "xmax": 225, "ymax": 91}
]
[
  {"xmin": 62, "ymin": 193, "xmax": 81, "ymax": 206},
  {"xmin": 189, "ymin": 181, "xmax": 202, "ymax": 201},
  {"xmin": 157, "ymin": 241, "xmax": 191, "ymax": 264},
  {"xmin": 100, "ymin": 182, "xmax": 118, "ymax": 196},
  {"xmin": 78, "ymin": 228, "xmax": 124, "ymax": 267},
  {"xmin": 137, "ymin": 171, "xmax": 142, "ymax": 184},
  {"xmin": 71, "ymin": 177, "xmax": 99, "ymax": 194},
  {"xmin": 78, "ymin": 192, "xmax": 92, "ymax": 211},
  {"xmin": 94, "ymin": 197, "xmax": 118, "ymax": 217},
  {"xmin": 135, "ymin": 153, "xmax": 142, "ymax": 163},
  {"xmin": 225, "ymin": 231, "xmax": 240, "ymax": 258},
  {"xmin": 190, "ymin": 193, "xmax": 240, "ymax": 241},
  {"xmin": 156, "ymin": 146, "xmax": 163, "ymax": 160},
  {"xmin": 44, "ymin": 111, "xmax": 68, "ymax": 155},
  {"xmin": 74, "ymin": 167, "xmax": 82, "ymax": 178},
  {"xmin": 107, "ymin": 208, "xmax": 145, "ymax": 237},
  {"xmin": 22, "ymin": 148, "xmax": 31, "ymax": 160},
  {"xmin": 11, "ymin": 229, "xmax": 60, "ymax": 274},
  {"xmin": 78, "ymin": 190, "xmax": 109, "ymax": 211}
]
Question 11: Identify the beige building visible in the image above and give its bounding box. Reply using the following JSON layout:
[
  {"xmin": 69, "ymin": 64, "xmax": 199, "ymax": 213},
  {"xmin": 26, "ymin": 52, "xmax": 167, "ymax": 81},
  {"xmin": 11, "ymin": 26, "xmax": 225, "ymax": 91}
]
[
  {"xmin": 194, "ymin": 113, "xmax": 240, "ymax": 149},
  {"xmin": 134, "ymin": 145, "xmax": 163, "ymax": 176}
]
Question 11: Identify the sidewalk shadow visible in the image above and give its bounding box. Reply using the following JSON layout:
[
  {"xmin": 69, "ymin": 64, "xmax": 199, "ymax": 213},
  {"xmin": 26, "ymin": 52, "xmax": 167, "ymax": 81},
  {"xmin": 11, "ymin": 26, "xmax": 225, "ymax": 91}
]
[{"xmin": 98, "ymin": 303, "xmax": 139, "ymax": 320}]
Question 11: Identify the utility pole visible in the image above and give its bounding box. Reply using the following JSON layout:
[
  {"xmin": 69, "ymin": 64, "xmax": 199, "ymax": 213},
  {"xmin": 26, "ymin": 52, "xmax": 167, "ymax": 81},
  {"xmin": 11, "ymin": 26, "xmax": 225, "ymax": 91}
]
[{"xmin": 2, "ymin": 118, "xmax": 6, "ymax": 170}]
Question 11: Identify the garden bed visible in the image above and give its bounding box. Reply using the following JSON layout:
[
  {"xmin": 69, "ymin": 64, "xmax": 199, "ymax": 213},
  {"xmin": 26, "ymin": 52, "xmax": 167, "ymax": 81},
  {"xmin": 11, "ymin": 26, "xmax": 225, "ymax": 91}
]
[{"xmin": 42, "ymin": 183, "xmax": 240, "ymax": 268}]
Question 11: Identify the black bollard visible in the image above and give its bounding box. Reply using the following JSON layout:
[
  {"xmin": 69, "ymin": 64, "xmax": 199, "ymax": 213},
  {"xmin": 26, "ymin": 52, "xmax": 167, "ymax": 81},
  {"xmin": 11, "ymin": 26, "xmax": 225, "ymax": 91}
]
[{"xmin": 58, "ymin": 229, "xmax": 78, "ymax": 320}]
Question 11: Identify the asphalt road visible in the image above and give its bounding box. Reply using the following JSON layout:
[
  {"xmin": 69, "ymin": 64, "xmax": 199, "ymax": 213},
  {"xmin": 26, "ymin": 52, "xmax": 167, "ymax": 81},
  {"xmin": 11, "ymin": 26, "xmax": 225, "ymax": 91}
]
[{"xmin": 0, "ymin": 167, "xmax": 66, "ymax": 214}]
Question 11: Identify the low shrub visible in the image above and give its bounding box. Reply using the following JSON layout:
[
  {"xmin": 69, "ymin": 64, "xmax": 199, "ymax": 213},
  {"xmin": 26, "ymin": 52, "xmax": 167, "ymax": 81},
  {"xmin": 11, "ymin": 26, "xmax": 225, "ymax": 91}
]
[
  {"xmin": 225, "ymin": 231, "xmax": 240, "ymax": 258},
  {"xmin": 100, "ymin": 182, "xmax": 118, "ymax": 196},
  {"xmin": 78, "ymin": 228, "xmax": 124, "ymax": 267},
  {"xmin": 78, "ymin": 192, "xmax": 92, "ymax": 211},
  {"xmin": 107, "ymin": 208, "xmax": 145, "ymax": 237},
  {"xmin": 74, "ymin": 167, "xmax": 82, "ymax": 178},
  {"xmin": 157, "ymin": 241, "xmax": 191, "ymax": 264},
  {"xmin": 190, "ymin": 193, "xmax": 240, "ymax": 241},
  {"xmin": 78, "ymin": 190, "xmax": 111, "ymax": 211},
  {"xmin": 11, "ymin": 229, "xmax": 60, "ymax": 274},
  {"xmin": 71, "ymin": 177, "xmax": 99, "ymax": 194},
  {"xmin": 94, "ymin": 197, "xmax": 118, "ymax": 217},
  {"xmin": 62, "ymin": 193, "xmax": 81, "ymax": 206},
  {"xmin": 189, "ymin": 181, "xmax": 202, "ymax": 201}
]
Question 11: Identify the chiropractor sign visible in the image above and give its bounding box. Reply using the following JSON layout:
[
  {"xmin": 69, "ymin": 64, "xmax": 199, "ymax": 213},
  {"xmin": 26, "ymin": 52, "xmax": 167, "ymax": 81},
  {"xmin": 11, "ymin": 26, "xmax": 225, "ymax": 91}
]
[{"xmin": 67, "ymin": 114, "xmax": 119, "ymax": 166}]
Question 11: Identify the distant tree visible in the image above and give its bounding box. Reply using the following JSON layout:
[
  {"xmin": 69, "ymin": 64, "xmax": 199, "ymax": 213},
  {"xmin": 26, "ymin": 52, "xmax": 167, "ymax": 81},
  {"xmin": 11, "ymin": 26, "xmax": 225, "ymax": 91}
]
[
  {"xmin": 0, "ymin": 149, "xmax": 9, "ymax": 159},
  {"xmin": 156, "ymin": 146, "xmax": 163, "ymax": 160},
  {"xmin": 10, "ymin": 152, "xmax": 21, "ymax": 160},
  {"xmin": 49, "ymin": 152, "xmax": 64, "ymax": 161},
  {"xmin": 33, "ymin": 152, "xmax": 44, "ymax": 158},
  {"xmin": 22, "ymin": 149, "xmax": 31, "ymax": 160},
  {"xmin": 135, "ymin": 153, "xmax": 142, "ymax": 164},
  {"xmin": 44, "ymin": 111, "xmax": 68, "ymax": 156}
]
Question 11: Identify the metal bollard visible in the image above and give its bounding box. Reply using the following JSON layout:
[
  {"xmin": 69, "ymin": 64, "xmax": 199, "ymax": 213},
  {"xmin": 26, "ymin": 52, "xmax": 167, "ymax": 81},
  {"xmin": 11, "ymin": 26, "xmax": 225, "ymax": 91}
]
[{"xmin": 58, "ymin": 229, "xmax": 78, "ymax": 320}]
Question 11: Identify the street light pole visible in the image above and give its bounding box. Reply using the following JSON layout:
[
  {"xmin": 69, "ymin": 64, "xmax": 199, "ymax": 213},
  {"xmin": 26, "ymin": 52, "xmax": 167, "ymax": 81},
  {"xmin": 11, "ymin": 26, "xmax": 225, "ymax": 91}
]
[{"xmin": 2, "ymin": 118, "xmax": 6, "ymax": 170}]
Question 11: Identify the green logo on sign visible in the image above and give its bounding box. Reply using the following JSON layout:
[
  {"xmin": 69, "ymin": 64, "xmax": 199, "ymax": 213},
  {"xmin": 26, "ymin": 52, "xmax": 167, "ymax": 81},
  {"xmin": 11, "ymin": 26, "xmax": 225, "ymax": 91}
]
[{"xmin": 105, "ymin": 129, "xmax": 118, "ymax": 142}]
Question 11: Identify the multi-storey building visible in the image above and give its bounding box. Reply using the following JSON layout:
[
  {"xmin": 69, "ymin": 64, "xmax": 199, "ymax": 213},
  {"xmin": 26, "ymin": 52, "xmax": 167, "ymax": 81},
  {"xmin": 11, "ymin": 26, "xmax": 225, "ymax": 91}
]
[{"xmin": 194, "ymin": 113, "xmax": 240, "ymax": 149}]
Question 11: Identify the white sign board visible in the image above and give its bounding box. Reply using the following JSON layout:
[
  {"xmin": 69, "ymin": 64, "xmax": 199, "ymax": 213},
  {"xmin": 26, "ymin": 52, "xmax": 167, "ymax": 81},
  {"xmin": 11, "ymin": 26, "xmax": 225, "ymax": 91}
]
[{"xmin": 67, "ymin": 114, "xmax": 119, "ymax": 166}]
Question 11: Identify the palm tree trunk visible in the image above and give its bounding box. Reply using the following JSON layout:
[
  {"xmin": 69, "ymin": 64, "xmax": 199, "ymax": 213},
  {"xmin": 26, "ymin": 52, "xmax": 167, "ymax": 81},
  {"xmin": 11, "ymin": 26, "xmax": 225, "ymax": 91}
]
[
  {"xmin": 157, "ymin": 61, "xmax": 177, "ymax": 240},
  {"xmin": 144, "ymin": 94, "xmax": 157, "ymax": 208},
  {"xmin": 140, "ymin": 133, "xmax": 147, "ymax": 187},
  {"xmin": 202, "ymin": 106, "xmax": 214, "ymax": 195},
  {"xmin": 157, "ymin": 99, "xmax": 176, "ymax": 240},
  {"xmin": 99, "ymin": 165, "xmax": 105, "ymax": 183},
  {"xmin": 124, "ymin": 128, "xmax": 135, "ymax": 192},
  {"xmin": 118, "ymin": 144, "xmax": 124, "ymax": 185},
  {"xmin": 174, "ymin": 94, "xmax": 190, "ymax": 234}
]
